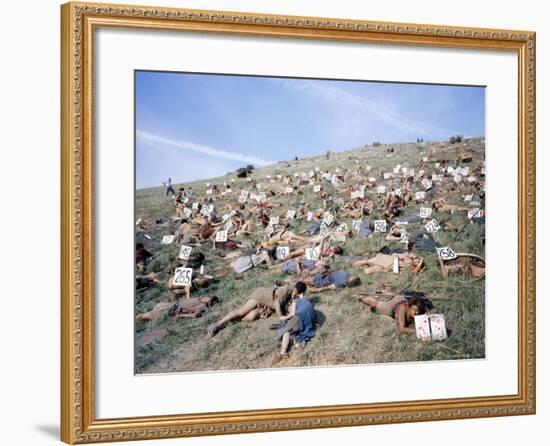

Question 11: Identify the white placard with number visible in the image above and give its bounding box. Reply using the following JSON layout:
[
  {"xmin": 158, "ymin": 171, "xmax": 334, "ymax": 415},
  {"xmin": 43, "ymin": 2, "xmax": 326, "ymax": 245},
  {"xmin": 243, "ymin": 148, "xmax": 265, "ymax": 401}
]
[
  {"xmin": 173, "ymin": 267, "xmax": 193, "ymax": 287},
  {"xmin": 422, "ymin": 179, "xmax": 433, "ymax": 189},
  {"xmin": 183, "ymin": 207, "xmax": 192, "ymax": 218},
  {"xmin": 352, "ymin": 220, "xmax": 361, "ymax": 232},
  {"xmin": 322, "ymin": 213, "xmax": 334, "ymax": 226},
  {"xmin": 192, "ymin": 202, "xmax": 199, "ymax": 210},
  {"xmin": 306, "ymin": 211, "xmax": 314, "ymax": 221},
  {"xmin": 265, "ymin": 224, "xmax": 275, "ymax": 238},
  {"xmin": 400, "ymin": 228, "xmax": 408, "ymax": 244},
  {"xmin": 464, "ymin": 194, "xmax": 473, "ymax": 202},
  {"xmin": 419, "ymin": 207, "xmax": 432, "ymax": 218},
  {"xmin": 178, "ymin": 245, "xmax": 193, "ymax": 260},
  {"xmin": 270, "ymin": 216, "xmax": 280, "ymax": 225},
  {"xmin": 276, "ymin": 246, "xmax": 290, "ymax": 260},
  {"xmin": 368, "ymin": 177, "xmax": 376, "ymax": 183},
  {"xmin": 161, "ymin": 235, "xmax": 175, "ymax": 245},
  {"xmin": 223, "ymin": 220, "xmax": 233, "ymax": 231},
  {"xmin": 313, "ymin": 185, "xmax": 321, "ymax": 193},
  {"xmin": 200, "ymin": 206, "xmax": 211, "ymax": 217},
  {"xmin": 415, "ymin": 191, "xmax": 426, "ymax": 200},
  {"xmin": 414, "ymin": 315, "xmax": 431, "ymax": 341},
  {"xmin": 215, "ymin": 230, "xmax": 228, "ymax": 242},
  {"xmin": 424, "ymin": 218, "xmax": 441, "ymax": 233},
  {"xmin": 377, "ymin": 186, "xmax": 386, "ymax": 194},
  {"xmin": 286, "ymin": 210, "xmax": 296, "ymax": 220},
  {"xmin": 383, "ymin": 173, "xmax": 391, "ymax": 180},
  {"xmin": 285, "ymin": 187, "xmax": 294, "ymax": 194},
  {"xmin": 436, "ymin": 247, "xmax": 458, "ymax": 260},
  {"xmin": 336, "ymin": 223, "xmax": 348, "ymax": 233},
  {"xmin": 305, "ymin": 246, "xmax": 321, "ymax": 261},
  {"xmin": 374, "ymin": 220, "xmax": 387, "ymax": 233}
]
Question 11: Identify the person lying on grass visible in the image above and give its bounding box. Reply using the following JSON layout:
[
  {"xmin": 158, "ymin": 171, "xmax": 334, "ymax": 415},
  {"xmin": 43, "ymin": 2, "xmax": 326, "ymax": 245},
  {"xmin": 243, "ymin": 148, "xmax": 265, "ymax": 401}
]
[
  {"xmin": 207, "ymin": 282, "xmax": 302, "ymax": 337},
  {"xmin": 301, "ymin": 268, "xmax": 361, "ymax": 293},
  {"xmin": 272, "ymin": 281, "xmax": 317, "ymax": 365},
  {"xmin": 354, "ymin": 294, "xmax": 426, "ymax": 335},
  {"xmin": 352, "ymin": 251, "xmax": 423, "ymax": 275}
]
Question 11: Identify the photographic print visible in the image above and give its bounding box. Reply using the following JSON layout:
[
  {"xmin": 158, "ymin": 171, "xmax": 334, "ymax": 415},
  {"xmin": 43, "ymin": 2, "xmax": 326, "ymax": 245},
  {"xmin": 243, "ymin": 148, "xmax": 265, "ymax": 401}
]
[{"xmin": 134, "ymin": 71, "xmax": 486, "ymax": 374}]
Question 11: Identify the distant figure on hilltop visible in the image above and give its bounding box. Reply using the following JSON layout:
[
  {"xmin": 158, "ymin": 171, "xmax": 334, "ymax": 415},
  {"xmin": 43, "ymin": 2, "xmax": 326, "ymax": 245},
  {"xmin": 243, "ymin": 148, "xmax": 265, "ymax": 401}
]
[{"xmin": 163, "ymin": 177, "xmax": 175, "ymax": 197}]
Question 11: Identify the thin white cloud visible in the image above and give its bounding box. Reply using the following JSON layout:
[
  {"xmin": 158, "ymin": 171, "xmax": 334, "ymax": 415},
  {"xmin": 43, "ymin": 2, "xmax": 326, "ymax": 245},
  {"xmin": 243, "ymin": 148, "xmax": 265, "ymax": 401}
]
[
  {"xmin": 273, "ymin": 78, "xmax": 462, "ymax": 138},
  {"xmin": 137, "ymin": 130, "xmax": 276, "ymax": 167}
]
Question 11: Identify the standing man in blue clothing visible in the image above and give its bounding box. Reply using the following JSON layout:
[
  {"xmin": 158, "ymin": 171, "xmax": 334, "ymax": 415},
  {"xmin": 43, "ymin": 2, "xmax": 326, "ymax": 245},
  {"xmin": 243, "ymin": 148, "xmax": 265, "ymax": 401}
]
[
  {"xmin": 272, "ymin": 281, "xmax": 317, "ymax": 365},
  {"xmin": 163, "ymin": 177, "xmax": 175, "ymax": 197}
]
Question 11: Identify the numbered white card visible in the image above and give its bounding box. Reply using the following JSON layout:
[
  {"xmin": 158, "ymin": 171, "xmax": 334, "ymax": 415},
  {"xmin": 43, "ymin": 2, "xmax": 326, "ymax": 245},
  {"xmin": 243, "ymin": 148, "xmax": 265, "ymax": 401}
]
[
  {"xmin": 313, "ymin": 185, "xmax": 321, "ymax": 193},
  {"xmin": 206, "ymin": 188, "xmax": 213, "ymax": 195},
  {"xmin": 414, "ymin": 315, "xmax": 431, "ymax": 341},
  {"xmin": 178, "ymin": 245, "xmax": 193, "ymax": 260},
  {"xmin": 424, "ymin": 219, "xmax": 441, "ymax": 233},
  {"xmin": 173, "ymin": 267, "xmax": 193, "ymax": 287},
  {"xmin": 200, "ymin": 206, "xmax": 211, "ymax": 217},
  {"xmin": 400, "ymin": 229, "xmax": 408, "ymax": 243},
  {"xmin": 323, "ymin": 213, "xmax": 334, "ymax": 226},
  {"xmin": 223, "ymin": 220, "xmax": 233, "ymax": 231},
  {"xmin": 419, "ymin": 207, "xmax": 432, "ymax": 219},
  {"xmin": 436, "ymin": 247, "xmax": 458, "ymax": 260},
  {"xmin": 429, "ymin": 314, "xmax": 448, "ymax": 341},
  {"xmin": 377, "ymin": 186, "xmax": 386, "ymax": 194},
  {"xmin": 368, "ymin": 177, "xmax": 376, "ymax": 183},
  {"xmin": 285, "ymin": 187, "xmax": 294, "ymax": 194},
  {"xmin": 422, "ymin": 179, "xmax": 433, "ymax": 190},
  {"xmin": 305, "ymin": 246, "xmax": 321, "ymax": 261},
  {"xmin": 336, "ymin": 223, "xmax": 348, "ymax": 232},
  {"xmin": 374, "ymin": 220, "xmax": 387, "ymax": 233},
  {"xmin": 265, "ymin": 224, "xmax": 275, "ymax": 238},
  {"xmin": 319, "ymin": 222, "xmax": 330, "ymax": 237},
  {"xmin": 394, "ymin": 188, "xmax": 401, "ymax": 197},
  {"xmin": 269, "ymin": 216, "xmax": 280, "ymax": 225},
  {"xmin": 238, "ymin": 196, "xmax": 247, "ymax": 204},
  {"xmin": 464, "ymin": 194, "xmax": 473, "ymax": 202},
  {"xmin": 309, "ymin": 170, "xmax": 315, "ymax": 178},
  {"xmin": 286, "ymin": 210, "xmax": 297, "ymax": 220},
  {"xmin": 276, "ymin": 246, "xmax": 290, "ymax": 260},
  {"xmin": 383, "ymin": 173, "xmax": 391, "ymax": 180},
  {"xmin": 352, "ymin": 220, "xmax": 361, "ymax": 232},
  {"xmin": 215, "ymin": 230, "xmax": 228, "ymax": 242},
  {"xmin": 161, "ymin": 235, "xmax": 175, "ymax": 245},
  {"xmin": 415, "ymin": 191, "xmax": 425, "ymax": 200},
  {"xmin": 306, "ymin": 211, "xmax": 314, "ymax": 221},
  {"xmin": 183, "ymin": 208, "xmax": 192, "ymax": 218},
  {"xmin": 192, "ymin": 202, "xmax": 199, "ymax": 210}
]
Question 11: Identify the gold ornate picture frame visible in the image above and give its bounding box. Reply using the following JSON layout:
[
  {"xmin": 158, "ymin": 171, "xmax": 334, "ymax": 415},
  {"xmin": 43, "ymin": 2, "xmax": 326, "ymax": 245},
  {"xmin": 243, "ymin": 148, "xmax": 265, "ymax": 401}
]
[{"xmin": 60, "ymin": 2, "xmax": 536, "ymax": 443}]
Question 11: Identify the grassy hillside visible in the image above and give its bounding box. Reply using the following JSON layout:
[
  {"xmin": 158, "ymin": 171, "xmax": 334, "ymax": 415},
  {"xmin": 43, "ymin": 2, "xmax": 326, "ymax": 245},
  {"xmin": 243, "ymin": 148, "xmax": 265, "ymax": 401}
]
[{"xmin": 135, "ymin": 139, "xmax": 485, "ymax": 373}]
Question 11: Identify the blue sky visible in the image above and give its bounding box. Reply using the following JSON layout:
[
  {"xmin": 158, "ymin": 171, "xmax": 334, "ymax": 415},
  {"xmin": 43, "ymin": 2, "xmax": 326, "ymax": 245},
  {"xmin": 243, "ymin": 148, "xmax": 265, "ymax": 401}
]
[{"xmin": 136, "ymin": 71, "xmax": 485, "ymax": 189}]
